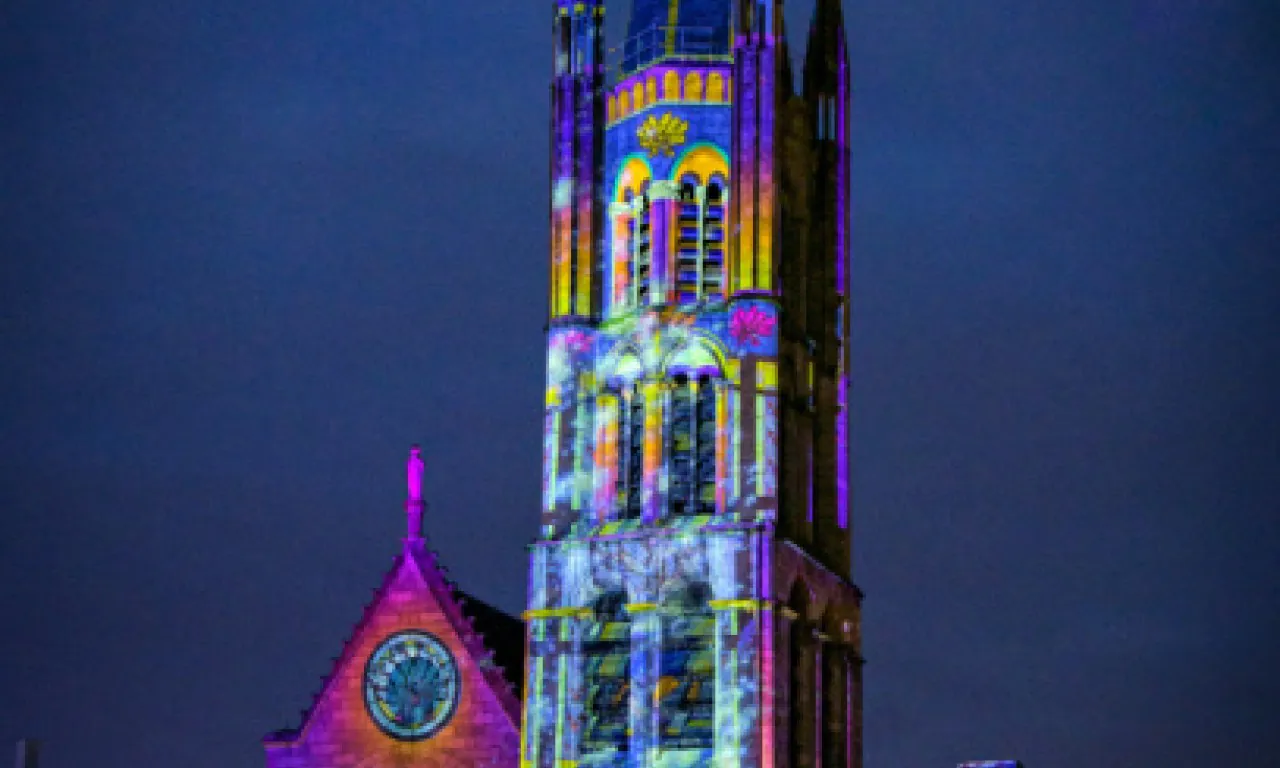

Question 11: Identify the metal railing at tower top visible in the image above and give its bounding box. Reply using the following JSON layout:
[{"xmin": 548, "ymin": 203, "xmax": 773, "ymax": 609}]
[{"xmin": 607, "ymin": 25, "xmax": 733, "ymax": 81}]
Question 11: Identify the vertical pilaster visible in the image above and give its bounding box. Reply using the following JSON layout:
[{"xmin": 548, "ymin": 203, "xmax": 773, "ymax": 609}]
[
  {"xmin": 550, "ymin": 0, "xmax": 605, "ymax": 321},
  {"xmin": 648, "ymin": 180, "xmax": 679, "ymax": 307},
  {"xmin": 641, "ymin": 378, "xmax": 664, "ymax": 522},
  {"xmin": 730, "ymin": 0, "xmax": 783, "ymax": 296}
]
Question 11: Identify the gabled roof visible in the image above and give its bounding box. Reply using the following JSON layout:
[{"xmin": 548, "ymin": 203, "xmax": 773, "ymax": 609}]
[{"xmin": 262, "ymin": 541, "xmax": 524, "ymax": 744}]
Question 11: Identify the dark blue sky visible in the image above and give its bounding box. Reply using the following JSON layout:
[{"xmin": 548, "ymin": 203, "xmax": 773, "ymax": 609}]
[{"xmin": 2, "ymin": 1, "xmax": 1277, "ymax": 766}]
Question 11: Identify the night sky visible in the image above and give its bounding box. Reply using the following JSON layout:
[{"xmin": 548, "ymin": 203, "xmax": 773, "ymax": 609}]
[{"xmin": 2, "ymin": 1, "xmax": 1277, "ymax": 766}]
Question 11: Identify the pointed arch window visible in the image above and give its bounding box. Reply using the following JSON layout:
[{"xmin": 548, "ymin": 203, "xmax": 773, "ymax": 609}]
[{"xmin": 582, "ymin": 591, "xmax": 631, "ymax": 753}]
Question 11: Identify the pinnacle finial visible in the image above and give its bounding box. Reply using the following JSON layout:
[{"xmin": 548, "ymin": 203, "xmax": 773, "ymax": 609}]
[
  {"xmin": 405, "ymin": 445, "xmax": 425, "ymax": 541},
  {"xmin": 407, "ymin": 444, "xmax": 424, "ymax": 503}
]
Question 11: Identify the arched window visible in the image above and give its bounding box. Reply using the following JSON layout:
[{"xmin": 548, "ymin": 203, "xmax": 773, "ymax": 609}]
[
  {"xmin": 684, "ymin": 71, "xmax": 703, "ymax": 102},
  {"xmin": 695, "ymin": 374, "xmax": 717, "ymax": 514},
  {"xmin": 664, "ymin": 70, "xmax": 681, "ymax": 100},
  {"xmin": 787, "ymin": 583, "xmax": 813, "ymax": 765},
  {"xmin": 612, "ymin": 159, "xmax": 652, "ymax": 315},
  {"xmin": 658, "ymin": 582, "xmax": 715, "ymax": 749},
  {"xmin": 634, "ymin": 189, "xmax": 652, "ymax": 305},
  {"xmin": 632, "ymin": 81, "xmax": 645, "ymax": 110},
  {"xmin": 615, "ymin": 382, "xmax": 645, "ymax": 519},
  {"xmin": 820, "ymin": 609, "xmax": 846, "ymax": 768},
  {"xmin": 670, "ymin": 149, "xmax": 729, "ymax": 303},
  {"xmin": 675, "ymin": 173, "xmax": 701, "ymax": 303},
  {"xmin": 619, "ymin": 91, "xmax": 631, "ymax": 116},
  {"xmin": 701, "ymin": 176, "xmax": 727, "ymax": 300},
  {"xmin": 608, "ymin": 95, "xmax": 617, "ymax": 122},
  {"xmin": 706, "ymin": 72, "xmax": 725, "ymax": 102},
  {"xmin": 668, "ymin": 374, "xmax": 694, "ymax": 516},
  {"xmin": 645, "ymin": 76, "xmax": 658, "ymax": 105},
  {"xmin": 582, "ymin": 591, "xmax": 631, "ymax": 753},
  {"xmin": 665, "ymin": 367, "xmax": 718, "ymax": 517}
]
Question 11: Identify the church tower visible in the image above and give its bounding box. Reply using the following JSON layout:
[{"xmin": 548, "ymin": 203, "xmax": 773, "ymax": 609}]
[{"xmin": 525, "ymin": 0, "xmax": 862, "ymax": 765}]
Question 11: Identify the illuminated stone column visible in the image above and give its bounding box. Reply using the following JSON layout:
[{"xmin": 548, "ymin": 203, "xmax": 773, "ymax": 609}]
[
  {"xmin": 609, "ymin": 202, "xmax": 633, "ymax": 312},
  {"xmin": 648, "ymin": 180, "xmax": 679, "ymax": 307},
  {"xmin": 715, "ymin": 378, "xmax": 733, "ymax": 515},
  {"xmin": 548, "ymin": 0, "xmax": 605, "ymax": 320},
  {"xmin": 730, "ymin": 0, "xmax": 783, "ymax": 295},
  {"xmin": 627, "ymin": 601, "xmax": 661, "ymax": 761},
  {"xmin": 641, "ymin": 377, "xmax": 664, "ymax": 522},
  {"xmin": 593, "ymin": 391, "xmax": 620, "ymax": 524}
]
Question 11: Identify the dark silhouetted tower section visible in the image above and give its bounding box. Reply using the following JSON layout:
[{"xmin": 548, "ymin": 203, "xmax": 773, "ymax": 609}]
[{"xmin": 13, "ymin": 741, "xmax": 38, "ymax": 768}]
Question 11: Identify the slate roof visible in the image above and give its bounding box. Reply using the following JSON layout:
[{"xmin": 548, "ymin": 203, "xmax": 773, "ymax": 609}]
[{"xmin": 456, "ymin": 590, "xmax": 526, "ymax": 700}]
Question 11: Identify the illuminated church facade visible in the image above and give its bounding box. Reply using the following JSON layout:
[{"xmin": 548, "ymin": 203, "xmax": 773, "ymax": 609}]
[
  {"xmin": 529, "ymin": 0, "xmax": 860, "ymax": 765},
  {"xmin": 265, "ymin": 1, "xmax": 861, "ymax": 766}
]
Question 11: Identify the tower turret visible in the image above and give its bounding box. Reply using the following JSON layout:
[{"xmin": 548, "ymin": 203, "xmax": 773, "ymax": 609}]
[
  {"xmin": 803, "ymin": 0, "xmax": 852, "ymax": 571},
  {"xmin": 549, "ymin": 0, "xmax": 606, "ymax": 321},
  {"xmin": 729, "ymin": 0, "xmax": 785, "ymax": 295}
]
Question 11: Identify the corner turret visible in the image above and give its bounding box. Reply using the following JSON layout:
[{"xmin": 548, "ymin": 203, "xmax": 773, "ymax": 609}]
[{"xmin": 549, "ymin": 0, "xmax": 607, "ymax": 321}]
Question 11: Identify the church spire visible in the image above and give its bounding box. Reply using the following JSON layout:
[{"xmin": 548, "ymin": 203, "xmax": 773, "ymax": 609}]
[{"xmin": 405, "ymin": 444, "xmax": 424, "ymax": 542}]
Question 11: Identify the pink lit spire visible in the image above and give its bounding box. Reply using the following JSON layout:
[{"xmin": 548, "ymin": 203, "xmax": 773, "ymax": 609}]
[{"xmin": 405, "ymin": 444, "xmax": 425, "ymax": 541}]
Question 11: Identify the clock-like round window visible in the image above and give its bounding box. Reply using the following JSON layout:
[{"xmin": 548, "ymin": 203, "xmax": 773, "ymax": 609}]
[{"xmin": 363, "ymin": 630, "xmax": 460, "ymax": 740}]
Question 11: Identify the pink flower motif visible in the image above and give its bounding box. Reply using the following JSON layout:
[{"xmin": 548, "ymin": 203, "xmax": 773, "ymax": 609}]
[
  {"xmin": 729, "ymin": 305, "xmax": 776, "ymax": 349},
  {"xmin": 563, "ymin": 330, "xmax": 592, "ymax": 352},
  {"xmin": 554, "ymin": 329, "xmax": 592, "ymax": 354}
]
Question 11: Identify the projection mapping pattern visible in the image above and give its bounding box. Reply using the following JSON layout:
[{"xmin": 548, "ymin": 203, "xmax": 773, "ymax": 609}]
[{"xmin": 363, "ymin": 631, "xmax": 460, "ymax": 741}]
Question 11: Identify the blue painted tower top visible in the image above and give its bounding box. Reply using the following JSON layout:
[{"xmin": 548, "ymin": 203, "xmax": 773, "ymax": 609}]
[
  {"xmin": 603, "ymin": 0, "xmax": 735, "ymax": 318},
  {"xmin": 619, "ymin": 0, "xmax": 732, "ymax": 74}
]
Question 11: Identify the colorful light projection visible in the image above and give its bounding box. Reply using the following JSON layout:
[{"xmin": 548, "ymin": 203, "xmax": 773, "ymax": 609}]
[
  {"xmin": 530, "ymin": 0, "xmax": 858, "ymax": 764},
  {"xmin": 638, "ymin": 113, "xmax": 690, "ymax": 156},
  {"xmin": 363, "ymin": 630, "xmax": 460, "ymax": 741},
  {"xmin": 657, "ymin": 586, "xmax": 716, "ymax": 749},
  {"xmin": 607, "ymin": 143, "xmax": 730, "ymax": 314},
  {"xmin": 265, "ymin": 546, "xmax": 522, "ymax": 768},
  {"xmin": 549, "ymin": 0, "xmax": 604, "ymax": 320},
  {"xmin": 523, "ymin": 531, "xmax": 771, "ymax": 767},
  {"xmin": 581, "ymin": 592, "xmax": 631, "ymax": 752},
  {"xmin": 540, "ymin": 295, "xmax": 782, "ymax": 535}
]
